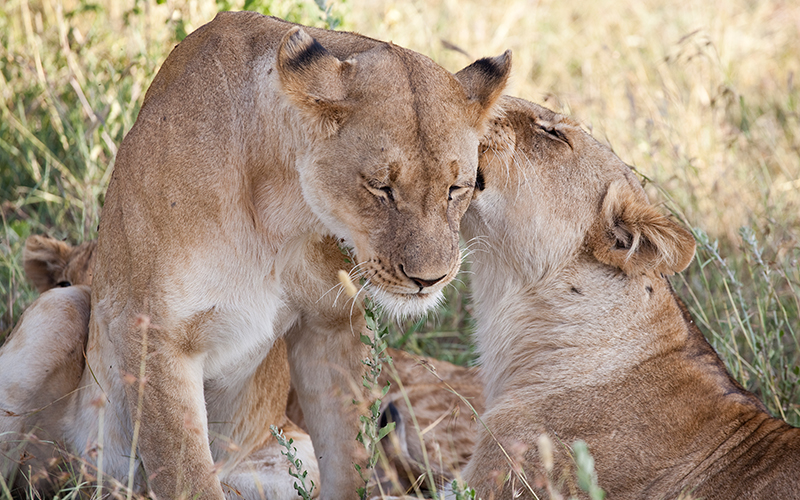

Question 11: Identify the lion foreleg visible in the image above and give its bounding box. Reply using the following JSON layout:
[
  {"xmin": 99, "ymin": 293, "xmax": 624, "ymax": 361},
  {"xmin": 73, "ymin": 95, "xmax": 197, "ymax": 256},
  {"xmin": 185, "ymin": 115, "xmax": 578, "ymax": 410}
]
[
  {"xmin": 285, "ymin": 317, "xmax": 370, "ymax": 499},
  {"xmin": 112, "ymin": 314, "xmax": 224, "ymax": 500}
]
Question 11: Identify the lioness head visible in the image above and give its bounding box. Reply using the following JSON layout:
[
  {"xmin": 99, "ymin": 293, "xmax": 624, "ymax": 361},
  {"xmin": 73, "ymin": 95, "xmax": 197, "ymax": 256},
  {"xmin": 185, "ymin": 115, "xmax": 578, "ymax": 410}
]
[
  {"xmin": 277, "ymin": 28, "xmax": 511, "ymax": 317},
  {"xmin": 463, "ymin": 96, "xmax": 695, "ymax": 291}
]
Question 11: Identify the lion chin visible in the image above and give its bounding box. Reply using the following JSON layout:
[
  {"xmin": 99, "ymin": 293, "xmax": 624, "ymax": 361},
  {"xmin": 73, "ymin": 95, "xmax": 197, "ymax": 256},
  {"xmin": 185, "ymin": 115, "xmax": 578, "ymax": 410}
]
[{"xmin": 368, "ymin": 285, "xmax": 445, "ymax": 321}]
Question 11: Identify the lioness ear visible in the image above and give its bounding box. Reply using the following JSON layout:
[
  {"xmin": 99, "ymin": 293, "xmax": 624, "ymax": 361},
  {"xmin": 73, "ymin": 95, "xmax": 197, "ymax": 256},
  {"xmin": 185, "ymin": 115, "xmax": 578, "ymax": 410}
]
[
  {"xmin": 277, "ymin": 28, "xmax": 354, "ymax": 137},
  {"xmin": 455, "ymin": 50, "xmax": 512, "ymax": 129},
  {"xmin": 589, "ymin": 180, "xmax": 695, "ymax": 276},
  {"xmin": 23, "ymin": 235, "xmax": 74, "ymax": 293}
]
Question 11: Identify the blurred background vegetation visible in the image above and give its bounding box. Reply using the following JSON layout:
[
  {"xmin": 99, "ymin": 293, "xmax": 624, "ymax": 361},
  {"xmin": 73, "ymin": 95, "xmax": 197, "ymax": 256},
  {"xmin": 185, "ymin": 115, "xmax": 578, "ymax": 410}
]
[{"xmin": 1, "ymin": 0, "xmax": 798, "ymax": 431}]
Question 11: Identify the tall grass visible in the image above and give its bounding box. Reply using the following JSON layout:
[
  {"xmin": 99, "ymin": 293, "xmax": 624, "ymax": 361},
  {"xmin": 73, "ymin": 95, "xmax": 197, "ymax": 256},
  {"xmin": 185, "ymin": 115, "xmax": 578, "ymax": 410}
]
[
  {"xmin": 1, "ymin": 0, "xmax": 154, "ymax": 334},
  {"xmin": 0, "ymin": 0, "xmax": 798, "ymax": 496},
  {"xmin": 0, "ymin": 0, "xmax": 345, "ymax": 336}
]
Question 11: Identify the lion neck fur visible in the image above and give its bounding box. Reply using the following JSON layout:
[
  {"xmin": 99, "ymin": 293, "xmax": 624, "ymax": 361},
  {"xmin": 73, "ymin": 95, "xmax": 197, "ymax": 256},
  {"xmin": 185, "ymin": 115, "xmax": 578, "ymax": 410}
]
[
  {"xmin": 469, "ymin": 251, "xmax": 800, "ymax": 498},
  {"xmin": 470, "ymin": 246, "xmax": 687, "ymax": 408}
]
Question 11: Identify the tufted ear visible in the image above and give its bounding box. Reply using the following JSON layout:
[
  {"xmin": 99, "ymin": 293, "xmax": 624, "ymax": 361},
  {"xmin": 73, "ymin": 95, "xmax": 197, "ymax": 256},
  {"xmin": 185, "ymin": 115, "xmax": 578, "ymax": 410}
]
[
  {"xmin": 277, "ymin": 28, "xmax": 355, "ymax": 137},
  {"xmin": 23, "ymin": 235, "xmax": 74, "ymax": 293},
  {"xmin": 588, "ymin": 180, "xmax": 695, "ymax": 276},
  {"xmin": 455, "ymin": 50, "xmax": 512, "ymax": 129}
]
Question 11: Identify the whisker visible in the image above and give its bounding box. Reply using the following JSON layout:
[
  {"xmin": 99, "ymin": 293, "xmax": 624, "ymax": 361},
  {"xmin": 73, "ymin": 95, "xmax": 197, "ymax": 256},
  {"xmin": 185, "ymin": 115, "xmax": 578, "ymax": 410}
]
[
  {"xmin": 348, "ymin": 261, "xmax": 370, "ymax": 280},
  {"xmin": 348, "ymin": 278, "xmax": 373, "ymax": 334},
  {"xmin": 463, "ymin": 237, "xmax": 491, "ymax": 255},
  {"xmin": 464, "ymin": 244, "xmax": 491, "ymax": 256},
  {"xmin": 321, "ymin": 261, "xmax": 372, "ymax": 307},
  {"xmin": 318, "ymin": 281, "xmax": 345, "ymax": 305},
  {"xmin": 333, "ymin": 285, "xmax": 347, "ymax": 307},
  {"xmin": 464, "ymin": 235, "xmax": 490, "ymax": 246}
]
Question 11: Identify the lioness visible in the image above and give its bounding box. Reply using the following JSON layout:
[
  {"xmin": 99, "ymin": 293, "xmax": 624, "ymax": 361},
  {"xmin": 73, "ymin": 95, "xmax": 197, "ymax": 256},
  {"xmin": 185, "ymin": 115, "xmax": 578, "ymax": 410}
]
[
  {"xmin": 460, "ymin": 96, "xmax": 800, "ymax": 498},
  {"xmin": 79, "ymin": 10, "xmax": 508, "ymax": 499},
  {"xmin": 3, "ymin": 235, "xmax": 484, "ymax": 498},
  {"xmin": 2, "ymin": 235, "xmax": 318, "ymax": 498}
]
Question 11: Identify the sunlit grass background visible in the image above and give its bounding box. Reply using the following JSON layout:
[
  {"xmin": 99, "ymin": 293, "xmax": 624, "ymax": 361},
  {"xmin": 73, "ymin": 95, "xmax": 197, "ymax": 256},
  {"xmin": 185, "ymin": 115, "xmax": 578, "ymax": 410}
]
[{"xmin": 1, "ymin": 0, "xmax": 798, "ymax": 495}]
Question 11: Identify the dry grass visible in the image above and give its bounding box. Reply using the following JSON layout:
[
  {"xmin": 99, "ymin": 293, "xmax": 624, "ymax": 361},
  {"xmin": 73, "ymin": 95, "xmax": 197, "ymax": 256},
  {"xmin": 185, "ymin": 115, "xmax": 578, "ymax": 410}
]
[{"xmin": 1, "ymin": 0, "xmax": 799, "ymax": 497}]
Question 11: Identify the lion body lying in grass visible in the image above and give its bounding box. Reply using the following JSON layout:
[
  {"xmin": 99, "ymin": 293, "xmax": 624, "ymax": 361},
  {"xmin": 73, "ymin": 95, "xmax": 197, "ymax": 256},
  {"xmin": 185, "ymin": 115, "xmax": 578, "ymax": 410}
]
[{"xmin": 460, "ymin": 96, "xmax": 800, "ymax": 499}]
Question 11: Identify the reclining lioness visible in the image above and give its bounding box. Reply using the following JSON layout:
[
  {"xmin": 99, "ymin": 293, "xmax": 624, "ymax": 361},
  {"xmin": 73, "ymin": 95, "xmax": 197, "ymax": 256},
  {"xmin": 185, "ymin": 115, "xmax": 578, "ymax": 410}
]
[
  {"xmin": 460, "ymin": 96, "xmax": 800, "ymax": 498},
  {"xmin": 59, "ymin": 10, "xmax": 509, "ymax": 499}
]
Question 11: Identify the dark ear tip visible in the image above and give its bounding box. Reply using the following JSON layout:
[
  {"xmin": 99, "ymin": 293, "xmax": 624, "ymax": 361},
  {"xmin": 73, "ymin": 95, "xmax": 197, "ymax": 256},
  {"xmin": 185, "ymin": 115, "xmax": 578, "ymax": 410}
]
[
  {"xmin": 280, "ymin": 28, "xmax": 329, "ymax": 68},
  {"xmin": 475, "ymin": 50, "xmax": 512, "ymax": 81},
  {"xmin": 489, "ymin": 50, "xmax": 512, "ymax": 74}
]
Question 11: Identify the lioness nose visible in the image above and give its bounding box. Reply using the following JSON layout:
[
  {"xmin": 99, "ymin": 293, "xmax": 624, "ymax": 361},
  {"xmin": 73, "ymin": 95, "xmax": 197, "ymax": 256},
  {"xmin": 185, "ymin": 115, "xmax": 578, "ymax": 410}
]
[{"xmin": 400, "ymin": 265, "xmax": 446, "ymax": 289}]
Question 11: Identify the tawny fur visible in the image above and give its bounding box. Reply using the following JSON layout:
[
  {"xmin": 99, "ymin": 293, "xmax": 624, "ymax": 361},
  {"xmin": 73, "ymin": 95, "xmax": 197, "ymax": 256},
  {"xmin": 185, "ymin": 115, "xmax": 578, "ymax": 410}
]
[
  {"xmin": 2, "ymin": 235, "xmax": 320, "ymax": 498},
  {"xmin": 4, "ymin": 235, "xmax": 486, "ymax": 498},
  {"xmin": 69, "ymin": 11, "xmax": 509, "ymax": 499},
  {"xmin": 374, "ymin": 348, "xmax": 484, "ymax": 496},
  {"xmin": 0, "ymin": 285, "xmax": 90, "ymax": 495},
  {"xmin": 23, "ymin": 235, "xmax": 96, "ymax": 293},
  {"xmin": 286, "ymin": 347, "xmax": 485, "ymax": 497},
  {"xmin": 459, "ymin": 96, "xmax": 800, "ymax": 499}
]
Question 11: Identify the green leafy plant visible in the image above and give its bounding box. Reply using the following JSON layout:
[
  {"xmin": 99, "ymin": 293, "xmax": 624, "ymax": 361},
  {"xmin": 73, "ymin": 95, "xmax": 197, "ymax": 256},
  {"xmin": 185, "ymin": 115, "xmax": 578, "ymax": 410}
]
[
  {"xmin": 269, "ymin": 425, "xmax": 316, "ymax": 500},
  {"xmin": 571, "ymin": 440, "xmax": 605, "ymax": 500},
  {"xmin": 352, "ymin": 293, "xmax": 396, "ymax": 498},
  {"xmin": 449, "ymin": 479, "xmax": 477, "ymax": 500},
  {"xmin": 679, "ymin": 225, "xmax": 800, "ymax": 426}
]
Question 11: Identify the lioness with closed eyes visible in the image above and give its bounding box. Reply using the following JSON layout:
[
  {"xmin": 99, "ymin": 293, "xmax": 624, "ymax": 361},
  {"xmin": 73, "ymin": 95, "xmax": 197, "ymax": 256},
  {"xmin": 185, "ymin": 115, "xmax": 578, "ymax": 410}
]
[
  {"xmin": 1, "ymin": 10, "xmax": 510, "ymax": 499},
  {"xmin": 460, "ymin": 96, "xmax": 800, "ymax": 499}
]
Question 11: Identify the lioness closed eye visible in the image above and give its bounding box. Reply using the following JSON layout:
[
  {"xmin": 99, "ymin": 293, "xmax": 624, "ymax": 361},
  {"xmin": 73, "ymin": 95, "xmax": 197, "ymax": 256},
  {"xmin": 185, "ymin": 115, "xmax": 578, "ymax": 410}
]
[
  {"xmin": 460, "ymin": 96, "xmax": 800, "ymax": 499},
  {"xmin": 21, "ymin": 11, "xmax": 510, "ymax": 500}
]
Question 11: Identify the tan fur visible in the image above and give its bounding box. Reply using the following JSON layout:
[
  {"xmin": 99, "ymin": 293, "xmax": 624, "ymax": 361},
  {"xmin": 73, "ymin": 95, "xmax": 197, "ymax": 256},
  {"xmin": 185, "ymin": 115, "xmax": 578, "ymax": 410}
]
[
  {"xmin": 285, "ymin": 346, "xmax": 485, "ymax": 496},
  {"xmin": 2, "ymin": 235, "xmax": 321, "ymax": 498},
  {"xmin": 2, "ymin": 239, "xmax": 95, "ymax": 494},
  {"xmin": 0, "ymin": 285, "xmax": 90, "ymax": 495},
  {"xmin": 23, "ymin": 235, "xmax": 96, "ymax": 293},
  {"xmin": 460, "ymin": 96, "xmax": 800, "ymax": 499},
  {"xmin": 6, "ymin": 235, "xmax": 486, "ymax": 498},
  {"xmin": 75, "ymin": 12, "xmax": 509, "ymax": 499},
  {"xmin": 373, "ymin": 348, "xmax": 484, "ymax": 496}
]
